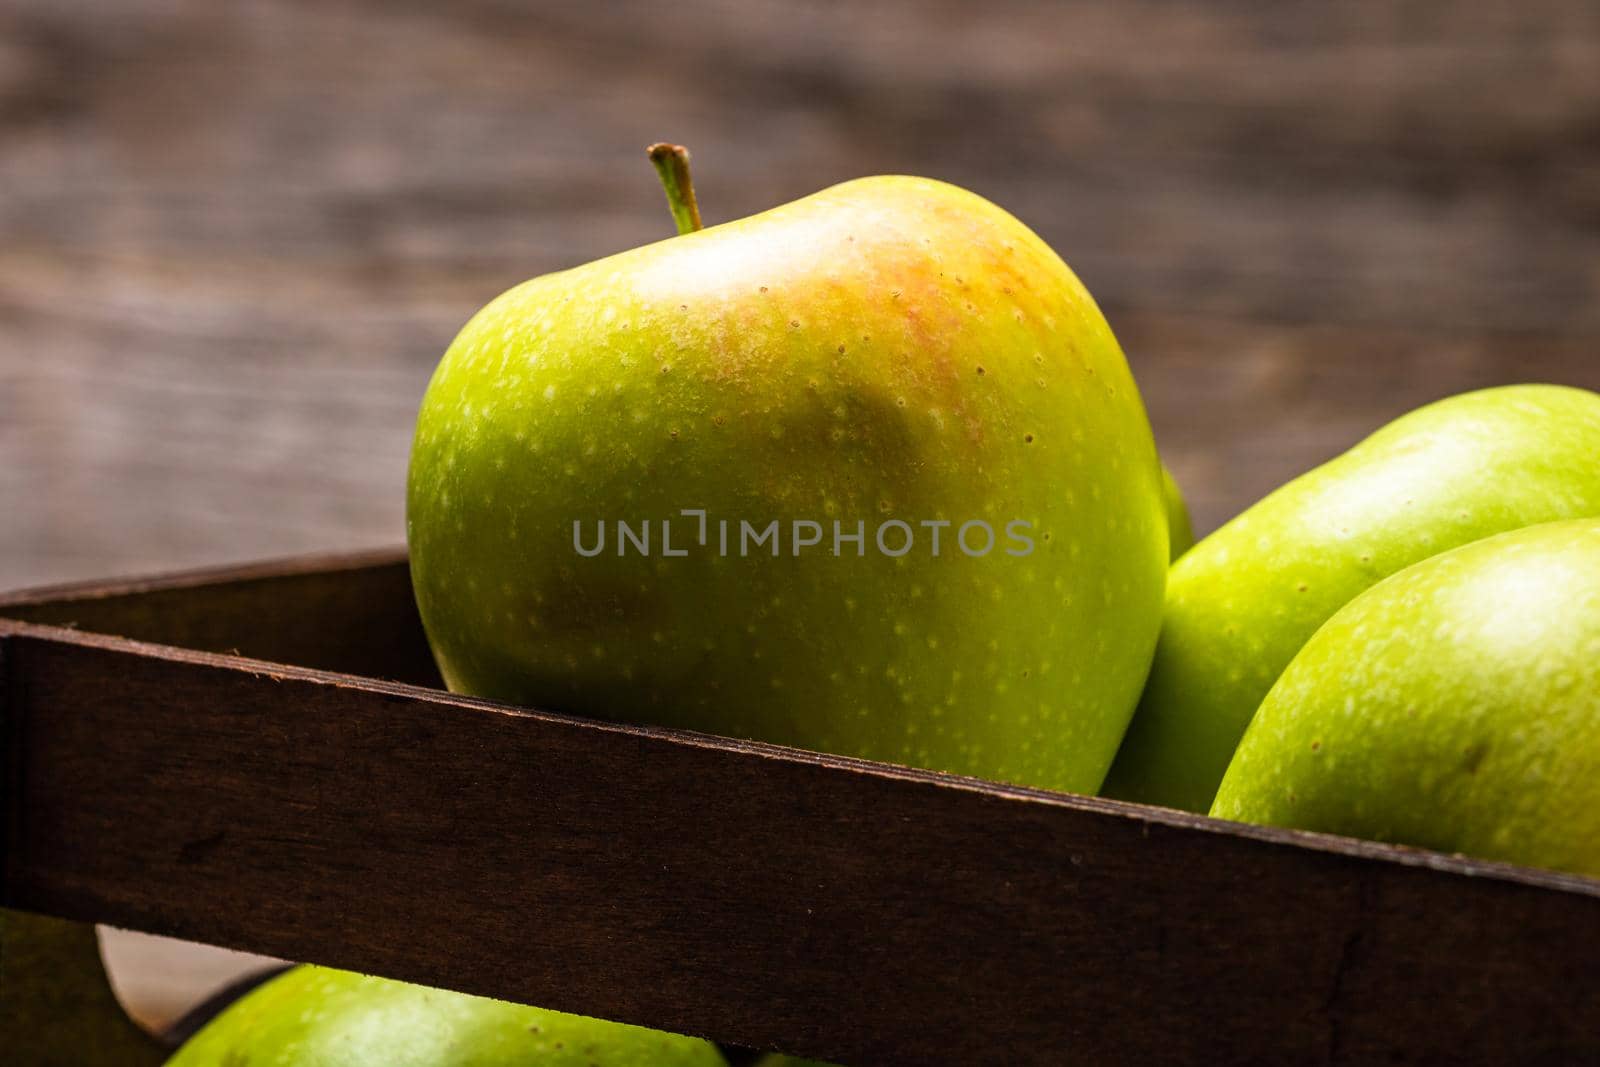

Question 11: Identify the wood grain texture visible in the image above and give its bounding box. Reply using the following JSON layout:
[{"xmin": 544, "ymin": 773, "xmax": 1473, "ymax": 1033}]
[
  {"xmin": 0, "ymin": 547, "xmax": 432, "ymax": 684},
  {"xmin": 4, "ymin": 1, "xmax": 1600, "ymax": 588},
  {"xmin": 4, "ymin": 6, "xmax": 1600, "ymax": 1047},
  {"xmin": 2, "ymin": 557, "xmax": 1600, "ymax": 1064}
]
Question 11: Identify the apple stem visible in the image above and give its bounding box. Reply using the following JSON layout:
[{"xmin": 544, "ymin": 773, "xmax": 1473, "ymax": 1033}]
[{"xmin": 647, "ymin": 143, "xmax": 704, "ymax": 235}]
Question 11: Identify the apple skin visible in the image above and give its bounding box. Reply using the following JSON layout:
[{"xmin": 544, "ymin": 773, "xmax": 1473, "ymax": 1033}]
[
  {"xmin": 1211, "ymin": 519, "xmax": 1600, "ymax": 877},
  {"xmin": 1161, "ymin": 463, "xmax": 1193, "ymax": 561},
  {"xmin": 408, "ymin": 176, "xmax": 1167, "ymax": 794},
  {"xmin": 165, "ymin": 965, "xmax": 727, "ymax": 1066},
  {"xmin": 1102, "ymin": 384, "xmax": 1600, "ymax": 812}
]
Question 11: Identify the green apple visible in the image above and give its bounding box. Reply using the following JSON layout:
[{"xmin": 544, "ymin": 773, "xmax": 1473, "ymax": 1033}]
[
  {"xmin": 1211, "ymin": 518, "xmax": 1600, "ymax": 877},
  {"xmin": 407, "ymin": 146, "xmax": 1167, "ymax": 794},
  {"xmin": 1161, "ymin": 463, "xmax": 1193, "ymax": 561},
  {"xmin": 1102, "ymin": 384, "xmax": 1600, "ymax": 811},
  {"xmin": 166, "ymin": 965, "xmax": 727, "ymax": 1066}
]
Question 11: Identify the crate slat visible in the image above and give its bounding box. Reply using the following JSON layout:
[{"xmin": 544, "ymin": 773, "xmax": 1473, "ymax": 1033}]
[{"xmin": 2, "ymin": 555, "xmax": 1598, "ymax": 1064}]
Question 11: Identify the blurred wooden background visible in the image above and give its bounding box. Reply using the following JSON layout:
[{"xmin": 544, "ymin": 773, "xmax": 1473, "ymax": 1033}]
[{"xmin": 3, "ymin": 0, "xmax": 1599, "ymax": 1033}]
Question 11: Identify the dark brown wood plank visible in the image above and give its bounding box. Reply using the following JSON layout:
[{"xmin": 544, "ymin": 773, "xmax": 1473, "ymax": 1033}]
[
  {"xmin": 4, "ymin": 4, "xmax": 1598, "ymax": 1051},
  {"xmin": 0, "ymin": 548, "xmax": 435, "ymax": 686},
  {"xmin": 2, "ymin": 618, "xmax": 1597, "ymax": 1065},
  {"xmin": 5, "ymin": 1, "xmax": 1600, "ymax": 592}
]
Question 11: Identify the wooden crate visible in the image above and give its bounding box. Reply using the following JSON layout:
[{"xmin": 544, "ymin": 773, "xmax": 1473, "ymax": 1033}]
[{"xmin": 2, "ymin": 551, "xmax": 1597, "ymax": 1064}]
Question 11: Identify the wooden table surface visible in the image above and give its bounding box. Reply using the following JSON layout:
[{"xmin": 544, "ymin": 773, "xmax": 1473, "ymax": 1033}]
[{"xmin": 3, "ymin": 0, "xmax": 1599, "ymax": 1037}]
